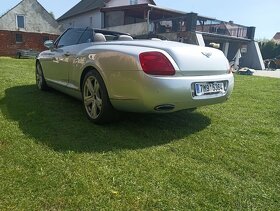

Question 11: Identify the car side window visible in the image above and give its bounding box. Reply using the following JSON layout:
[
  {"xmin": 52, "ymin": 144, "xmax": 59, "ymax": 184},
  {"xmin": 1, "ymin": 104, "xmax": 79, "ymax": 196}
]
[
  {"xmin": 78, "ymin": 28, "xmax": 94, "ymax": 44},
  {"xmin": 57, "ymin": 28, "xmax": 86, "ymax": 48}
]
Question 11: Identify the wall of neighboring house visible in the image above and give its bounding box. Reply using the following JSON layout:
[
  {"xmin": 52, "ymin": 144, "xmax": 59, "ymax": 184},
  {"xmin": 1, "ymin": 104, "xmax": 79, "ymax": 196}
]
[
  {"xmin": 0, "ymin": 30, "xmax": 58, "ymax": 56},
  {"xmin": 0, "ymin": 0, "xmax": 61, "ymax": 56},
  {"xmin": 105, "ymin": 11, "xmax": 124, "ymax": 27},
  {"xmin": 58, "ymin": 0, "xmax": 152, "ymax": 30},
  {"xmin": 0, "ymin": 0, "xmax": 60, "ymax": 34},
  {"xmin": 105, "ymin": 0, "xmax": 151, "ymax": 7},
  {"xmin": 241, "ymin": 41, "xmax": 265, "ymax": 70},
  {"xmin": 59, "ymin": 9, "xmax": 102, "ymax": 31},
  {"xmin": 105, "ymin": 22, "xmax": 148, "ymax": 36}
]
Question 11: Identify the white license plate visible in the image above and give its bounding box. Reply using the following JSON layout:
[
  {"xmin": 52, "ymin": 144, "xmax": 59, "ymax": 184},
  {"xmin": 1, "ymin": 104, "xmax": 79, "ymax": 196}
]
[{"xmin": 195, "ymin": 82, "xmax": 224, "ymax": 96}]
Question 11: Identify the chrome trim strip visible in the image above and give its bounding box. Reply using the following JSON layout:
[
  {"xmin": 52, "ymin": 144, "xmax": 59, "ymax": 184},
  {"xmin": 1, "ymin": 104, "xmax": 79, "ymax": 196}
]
[{"xmin": 46, "ymin": 79, "xmax": 79, "ymax": 91}]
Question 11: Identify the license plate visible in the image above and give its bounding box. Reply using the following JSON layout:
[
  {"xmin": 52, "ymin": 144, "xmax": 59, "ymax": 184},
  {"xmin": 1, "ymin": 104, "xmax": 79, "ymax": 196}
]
[{"xmin": 195, "ymin": 82, "xmax": 224, "ymax": 96}]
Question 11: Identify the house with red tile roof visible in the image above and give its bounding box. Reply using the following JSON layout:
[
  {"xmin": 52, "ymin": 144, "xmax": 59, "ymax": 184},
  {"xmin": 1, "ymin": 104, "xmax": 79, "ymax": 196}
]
[
  {"xmin": 273, "ymin": 32, "xmax": 280, "ymax": 43},
  {"xmin": 0, "ymin": 0, "xmax": 61, "ymax": 57}
]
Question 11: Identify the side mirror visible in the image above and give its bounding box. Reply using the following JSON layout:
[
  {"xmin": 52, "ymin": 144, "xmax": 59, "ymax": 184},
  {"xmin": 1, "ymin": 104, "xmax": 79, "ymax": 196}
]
[{"xmin": 44, "ymin": 40, "xmax": 55, "ymax": 50}]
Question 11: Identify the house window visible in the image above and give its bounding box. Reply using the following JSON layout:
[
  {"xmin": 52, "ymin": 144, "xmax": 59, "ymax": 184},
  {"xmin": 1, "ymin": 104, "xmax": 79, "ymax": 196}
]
[
  {"xmin": 130, "ymin": 0, "xmax": 138, "ymax": 5},
  {"xmin": 15, "ymin": 33, "xmax": 23, "ymax": 43},
  {"xmin": 17, "ymin": 15, "xmax": 25, "ymax": 28},
  {"xmin": 89, "ymin": 17, "xmax": 93, "ymax": 26}
]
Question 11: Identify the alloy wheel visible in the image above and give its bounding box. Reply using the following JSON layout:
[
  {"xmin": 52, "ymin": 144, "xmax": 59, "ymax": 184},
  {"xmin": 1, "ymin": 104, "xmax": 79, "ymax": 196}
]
[{"xmin": 83, "ymin": 76, "xmax": 103, "ymax": 119}]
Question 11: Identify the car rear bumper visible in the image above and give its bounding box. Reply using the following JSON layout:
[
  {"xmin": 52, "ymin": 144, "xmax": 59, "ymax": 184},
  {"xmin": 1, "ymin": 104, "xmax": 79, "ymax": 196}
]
[{"xmin": 110, "ymin": 73, "xmax": 234, "ymax": 113}]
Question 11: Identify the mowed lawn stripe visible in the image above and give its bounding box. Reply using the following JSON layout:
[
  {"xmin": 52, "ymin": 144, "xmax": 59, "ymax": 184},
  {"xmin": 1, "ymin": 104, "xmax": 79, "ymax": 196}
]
[{"xmin": 0, "ymin": 57, "xmax": 279, "ymax": 210}]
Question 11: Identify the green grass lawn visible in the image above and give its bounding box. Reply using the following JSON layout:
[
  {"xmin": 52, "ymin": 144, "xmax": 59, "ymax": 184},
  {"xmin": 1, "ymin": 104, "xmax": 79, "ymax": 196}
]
[{"xmin": 0, "ymin": 57, "xmax": 279, "ymax": 210}]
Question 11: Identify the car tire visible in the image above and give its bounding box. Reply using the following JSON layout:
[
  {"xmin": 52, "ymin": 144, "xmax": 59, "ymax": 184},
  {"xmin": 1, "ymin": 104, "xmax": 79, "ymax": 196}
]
[
  {"xmin": 36, "ymin": 62, "xmax": 48, "ymax": 91},
  {"xmin": 82, "ymin": 70, "xmax": 118, "ymax": 124}
]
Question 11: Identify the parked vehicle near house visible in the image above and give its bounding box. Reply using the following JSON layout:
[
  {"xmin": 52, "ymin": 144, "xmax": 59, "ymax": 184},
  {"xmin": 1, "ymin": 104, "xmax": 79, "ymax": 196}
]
[
  {"xmin": 264, "ymin": 55, "xmax": 280, "ymax": 70},
  {"xmin": 36, "ymin": 28, "xmax": 234, "ymax": 124},
  {"xmin": 16, "ymin": 49, "xmax": 39, "ymax": 59}
]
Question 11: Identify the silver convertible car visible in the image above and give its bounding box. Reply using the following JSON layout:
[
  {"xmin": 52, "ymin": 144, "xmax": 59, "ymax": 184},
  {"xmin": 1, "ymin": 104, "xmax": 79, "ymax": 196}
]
[{"xmin": 36, "ymin": 28, "xmax": 234, "ymax": 124}]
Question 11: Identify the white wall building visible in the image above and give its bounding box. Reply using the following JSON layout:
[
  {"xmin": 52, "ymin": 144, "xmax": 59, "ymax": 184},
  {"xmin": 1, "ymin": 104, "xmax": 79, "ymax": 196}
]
[
  {"xmin": 57, "ymin": 0, "xmax": 264, "ymax": 70},
  {"xmin": 57, "ymin": 0, "xmax": 154, "ymax": 31}
]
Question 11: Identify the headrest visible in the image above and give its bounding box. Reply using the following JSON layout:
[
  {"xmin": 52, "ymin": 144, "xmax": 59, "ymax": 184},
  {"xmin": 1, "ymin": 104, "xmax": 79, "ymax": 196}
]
[
  {"xmin": 118, "ymin": 35, "xmax": 133, "ymax": 41},
  {"xmin": 151, "ymin": 38, "xmax": 161, "ymax": 41},
  {"xmin": 94, "ymin": 33, "xmax": 106, "ymax": 42}
]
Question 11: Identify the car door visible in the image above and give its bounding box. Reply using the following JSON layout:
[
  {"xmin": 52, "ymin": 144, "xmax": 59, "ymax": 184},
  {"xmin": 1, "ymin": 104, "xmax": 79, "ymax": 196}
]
[
  {"xmin": 67, "ymin": 28, "xmax": 94, "ymax": 90},
  {"xmin": 42, "ymin": 28, "xmax": 87, "ymax": 86}
]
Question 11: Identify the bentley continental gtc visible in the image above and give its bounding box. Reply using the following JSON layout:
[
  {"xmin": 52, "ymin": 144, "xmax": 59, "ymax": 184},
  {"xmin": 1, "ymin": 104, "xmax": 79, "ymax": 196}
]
[{"xmin": 36, "ymin": 28, "xmax": 234, "ymax": 124}]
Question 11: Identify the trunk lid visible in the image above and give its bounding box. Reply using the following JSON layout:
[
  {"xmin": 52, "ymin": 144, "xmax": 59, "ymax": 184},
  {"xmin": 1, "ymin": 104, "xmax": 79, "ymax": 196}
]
[
  {"xmin": 98, "ymin": 40, "xmax": 230, "ymax": 76},
  {"xmin": 167, "ymin": 45, "xmax": 230, "ymax": 76}
]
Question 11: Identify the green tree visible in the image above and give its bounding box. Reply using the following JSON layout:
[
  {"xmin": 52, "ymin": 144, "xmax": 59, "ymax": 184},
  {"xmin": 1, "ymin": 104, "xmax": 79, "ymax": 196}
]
[{"xmin": 259, "ymin": 41, "xmax": 280, "ymax": 59}]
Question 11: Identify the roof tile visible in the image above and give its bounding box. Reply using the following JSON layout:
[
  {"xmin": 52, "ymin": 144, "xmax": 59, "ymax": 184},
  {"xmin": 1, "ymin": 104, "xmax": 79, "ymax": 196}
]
[
  {"xmin": 273, "ymin": 32, "xmax": 280, "ymax": 40},
  {"xmin": 57, "ymin": 0, "xmax": 105, "ymax": 21}
]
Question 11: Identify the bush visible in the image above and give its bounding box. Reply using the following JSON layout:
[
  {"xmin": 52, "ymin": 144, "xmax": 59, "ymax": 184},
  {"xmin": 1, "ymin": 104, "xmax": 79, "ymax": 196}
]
[{"xmin": 259, "ymin": 40, "xmax": 280, "ymax": 59}]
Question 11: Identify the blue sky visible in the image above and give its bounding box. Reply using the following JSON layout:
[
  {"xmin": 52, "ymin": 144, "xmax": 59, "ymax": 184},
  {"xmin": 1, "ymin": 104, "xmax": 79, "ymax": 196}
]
[{"xmin": 0, "ymin": 0, "xmax": 279, "ymax": 39}]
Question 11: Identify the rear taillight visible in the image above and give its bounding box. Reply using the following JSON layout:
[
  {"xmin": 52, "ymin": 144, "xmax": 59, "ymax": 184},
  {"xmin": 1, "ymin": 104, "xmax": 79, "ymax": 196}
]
[{"xmin": 139, "ymin": 52, "xmax": 175, "ymax": 76}]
